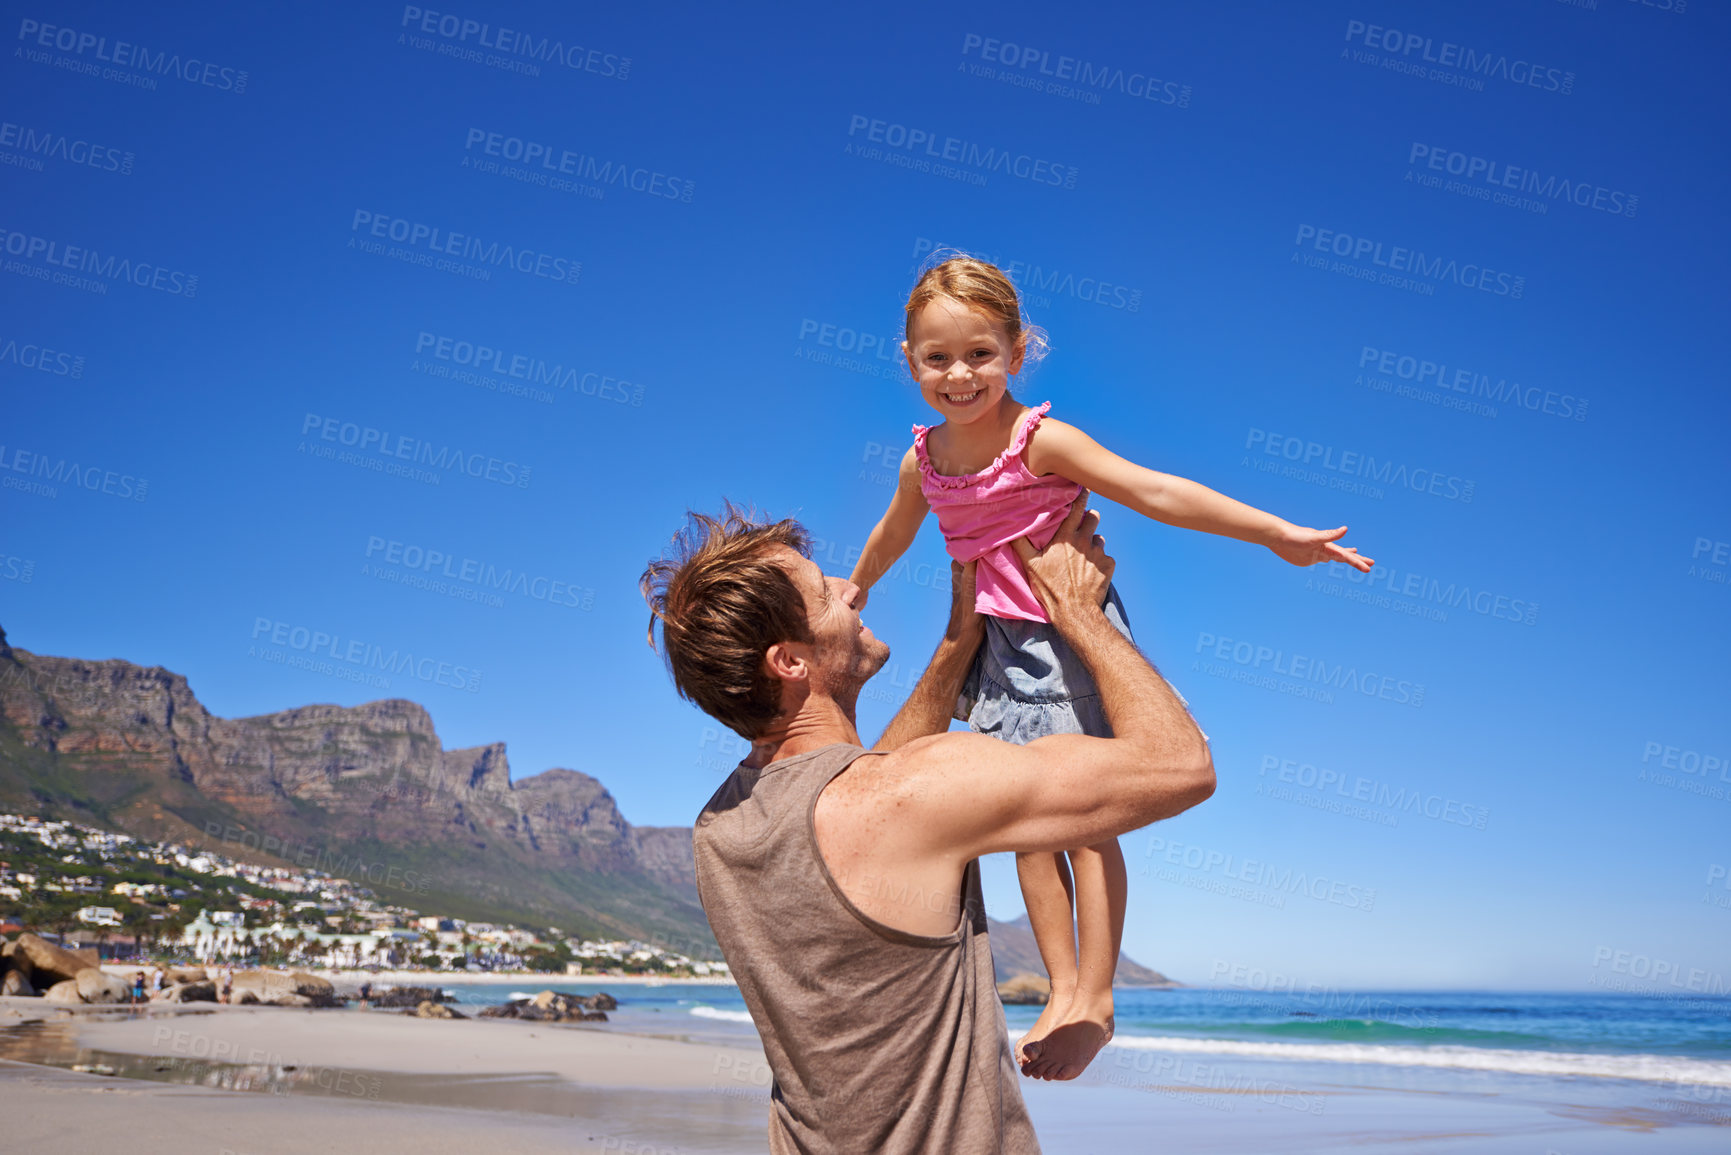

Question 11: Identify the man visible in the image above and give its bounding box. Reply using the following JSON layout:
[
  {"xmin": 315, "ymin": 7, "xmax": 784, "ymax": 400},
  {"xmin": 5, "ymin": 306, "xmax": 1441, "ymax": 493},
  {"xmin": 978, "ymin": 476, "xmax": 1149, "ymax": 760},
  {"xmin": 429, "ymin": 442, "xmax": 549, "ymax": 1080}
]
[{"xmin": 642, "ymin": 493, "xmax": 1214, "ymax": 1153}]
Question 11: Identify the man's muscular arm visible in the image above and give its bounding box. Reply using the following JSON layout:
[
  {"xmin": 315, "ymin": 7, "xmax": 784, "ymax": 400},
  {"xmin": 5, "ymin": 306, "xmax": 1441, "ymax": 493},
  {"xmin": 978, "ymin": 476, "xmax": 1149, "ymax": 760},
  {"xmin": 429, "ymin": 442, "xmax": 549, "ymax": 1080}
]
[
  {"xmin": 814, "ymin": 494, "xmax": 1210, "ymax": 939},
  {"xmin": 897, "ymin": 493, "xmax": 1214, "ymax": 863},
  {"xmin": 873, "ymin": 560, "xmax": 983, "ymax": 753}
]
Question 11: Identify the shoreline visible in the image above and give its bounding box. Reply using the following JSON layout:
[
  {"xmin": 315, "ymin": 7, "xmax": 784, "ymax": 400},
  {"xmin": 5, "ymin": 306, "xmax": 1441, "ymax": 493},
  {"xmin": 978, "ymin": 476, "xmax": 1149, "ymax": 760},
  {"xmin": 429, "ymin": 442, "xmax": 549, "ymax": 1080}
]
[
  {"xmin": 322, "ymin": 968, "xmax": 738, "ymax": 987},
  {"xmin": 98, "ymin": 965, "xmax": 737, "ymax": 988}
]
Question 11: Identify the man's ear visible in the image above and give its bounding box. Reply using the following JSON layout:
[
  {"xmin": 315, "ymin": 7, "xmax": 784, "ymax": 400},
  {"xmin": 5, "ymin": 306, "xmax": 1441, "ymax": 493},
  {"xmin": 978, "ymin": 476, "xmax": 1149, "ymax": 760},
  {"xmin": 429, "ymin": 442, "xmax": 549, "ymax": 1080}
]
[{"xmin": 763, "ymin": 641, "xmax": 809, "ymax": 684}]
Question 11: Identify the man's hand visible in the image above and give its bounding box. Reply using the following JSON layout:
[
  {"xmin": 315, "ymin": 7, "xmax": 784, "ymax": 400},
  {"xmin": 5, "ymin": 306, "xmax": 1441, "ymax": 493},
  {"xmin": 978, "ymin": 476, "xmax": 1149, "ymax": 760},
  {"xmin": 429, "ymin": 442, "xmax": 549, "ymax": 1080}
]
[
  {"xmin": 1010, "ymin": 489, "xmax": 1115, "ymax": 622},
  {"xmin": 1268, "ymin": 523, "xmax": 1375, "ymax": 572}
]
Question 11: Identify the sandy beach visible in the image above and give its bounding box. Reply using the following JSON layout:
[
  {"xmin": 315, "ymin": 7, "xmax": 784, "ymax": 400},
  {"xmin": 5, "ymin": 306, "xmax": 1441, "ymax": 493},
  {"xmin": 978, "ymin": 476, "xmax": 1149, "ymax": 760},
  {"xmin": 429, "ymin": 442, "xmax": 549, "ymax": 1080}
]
[
  {"xmin": 0, "ymin": 997, "xmax": 777, "ymax": 1154},
  {"xmin": 3, "ymin": 994, "xmax": 1726, "ymax": 1154}
]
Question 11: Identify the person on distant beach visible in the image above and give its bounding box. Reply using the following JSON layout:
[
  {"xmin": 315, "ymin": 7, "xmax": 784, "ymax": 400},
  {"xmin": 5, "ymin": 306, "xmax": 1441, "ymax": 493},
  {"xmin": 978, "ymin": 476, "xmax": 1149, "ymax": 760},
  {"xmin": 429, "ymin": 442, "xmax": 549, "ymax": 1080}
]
[
  {"xmin": 358, "ymin": 980, "xmax": 372, "ymax": 1009},
  {"xmin": 218, "ymin": 965, "xmax": 233, "ymax": 1004},
  {"xmin": 150, "ymin": 966, "xmax": 165, "ymax": 994},
  {"xmin": 847, "ymin": 254, "xmax": 1375, "ymax": 1080},
  {"xmin": 644, "ymin": 492, "xmax": 1214, "ymax": 1152},
  {"xmin": 131, "ymin": 971, "xmax": 146, "ymax": 1004}
]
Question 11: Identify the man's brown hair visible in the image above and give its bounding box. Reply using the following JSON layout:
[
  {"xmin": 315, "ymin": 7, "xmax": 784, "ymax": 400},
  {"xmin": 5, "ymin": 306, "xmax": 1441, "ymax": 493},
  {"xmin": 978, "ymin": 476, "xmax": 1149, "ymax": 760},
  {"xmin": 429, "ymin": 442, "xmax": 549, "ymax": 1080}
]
[{"xmin": 641, "ymin": 502, "xmax": 814, "ymax": 739}]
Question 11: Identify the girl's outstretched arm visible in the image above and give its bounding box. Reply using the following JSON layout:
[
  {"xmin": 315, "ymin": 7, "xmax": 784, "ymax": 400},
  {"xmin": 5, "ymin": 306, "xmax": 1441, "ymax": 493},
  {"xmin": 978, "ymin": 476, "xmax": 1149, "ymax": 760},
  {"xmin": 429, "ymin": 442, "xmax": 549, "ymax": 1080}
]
[
  {"xmin": 1026, "ymin": 418, "xmax": 1374, "ymax": 572},
  {"xmin": 849, "ymin": 446, "xmax": 933, "ymax": 602}
]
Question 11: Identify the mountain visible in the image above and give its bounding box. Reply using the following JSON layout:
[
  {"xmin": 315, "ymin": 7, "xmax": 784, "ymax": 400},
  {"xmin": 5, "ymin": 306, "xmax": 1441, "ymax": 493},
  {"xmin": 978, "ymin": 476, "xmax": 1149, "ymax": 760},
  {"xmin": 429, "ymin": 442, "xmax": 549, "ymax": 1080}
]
[
  {"xmin": 0, "ymin": 626, "xmax": 711, "ymax": 954},
  {"xmin": 983, "ymin": 914, "xmax": 1182, "ymax": 987}
]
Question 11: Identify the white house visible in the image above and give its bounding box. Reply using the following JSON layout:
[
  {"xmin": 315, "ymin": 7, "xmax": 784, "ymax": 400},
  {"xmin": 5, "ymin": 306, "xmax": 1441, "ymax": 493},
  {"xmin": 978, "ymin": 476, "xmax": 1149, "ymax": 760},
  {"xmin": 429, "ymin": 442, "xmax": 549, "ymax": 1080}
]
[{"xmin": 76, "ymin": 906, "xmax": 123, "ymax": 927}]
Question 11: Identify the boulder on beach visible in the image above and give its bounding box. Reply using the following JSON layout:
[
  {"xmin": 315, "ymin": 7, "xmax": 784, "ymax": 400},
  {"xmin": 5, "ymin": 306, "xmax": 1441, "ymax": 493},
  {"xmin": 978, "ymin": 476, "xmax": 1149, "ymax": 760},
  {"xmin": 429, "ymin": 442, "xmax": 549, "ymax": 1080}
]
[
  {"xmin": 1, "ymin": 968, "xmax": 36, "ymax": 998},
  {"xmin": 163, "ymin": 966, "xmax": 207, "ymax": 986},
  {"xmin": 996, "ymin": 972, "xmax": 1051, "ymax": 1006},
  {"xmin": 152, "ymin": 980, "xmax": 216, "ymax": 1003},
  {"xmin": 413, "ymin": 1000, "xmax": 466, "ymax": 1020},
  {"xmin": 1, "ymin": 940, "xmax": 35, "ymax": 985},
  {"xmin": 288, "ymin": 971, "xmax": 334, "ymax": 998},
  {"xmin": 363, "ymin": 984, "xmax": 449, "ymax": 1009},
  {"xmin": 13, "ymin": 934, "xmax": 95, "ymax": 988},
  {"xmin": 75, "ymin": 968, "xmax": 132, "ymax": 1005},
  {"xmin": 43, "ymin": 979, "xmax": 84, "ymax": 1005},
  {"xmin": 481, "ymin": 989, "xmax": 609, "ymax": 1023},
  {"xmin": 229, "ymin": 970, "xmax": 341, "ymax": 1007}
]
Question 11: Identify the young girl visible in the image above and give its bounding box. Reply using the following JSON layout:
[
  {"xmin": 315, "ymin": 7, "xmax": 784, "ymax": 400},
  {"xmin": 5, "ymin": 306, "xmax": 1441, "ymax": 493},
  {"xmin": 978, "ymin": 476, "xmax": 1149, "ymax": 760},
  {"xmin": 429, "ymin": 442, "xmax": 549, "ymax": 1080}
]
[{"xmin": 848, "ymin": 255, "xmax": 1374, "ymax": 1082}]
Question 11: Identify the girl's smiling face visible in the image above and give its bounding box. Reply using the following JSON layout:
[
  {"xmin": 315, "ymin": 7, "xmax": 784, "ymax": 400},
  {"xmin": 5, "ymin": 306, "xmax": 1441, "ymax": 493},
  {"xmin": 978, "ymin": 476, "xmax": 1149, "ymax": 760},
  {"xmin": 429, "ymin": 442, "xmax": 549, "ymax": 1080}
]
[{"xmin": 904, "ymin": 296, "xmax": 1023, "ymax": 425}]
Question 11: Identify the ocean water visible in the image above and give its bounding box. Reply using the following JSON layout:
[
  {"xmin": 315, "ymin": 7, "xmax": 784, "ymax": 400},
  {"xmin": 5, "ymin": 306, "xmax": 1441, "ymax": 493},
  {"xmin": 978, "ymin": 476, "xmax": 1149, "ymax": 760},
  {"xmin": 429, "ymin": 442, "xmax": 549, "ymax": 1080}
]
[{"xmin": 435, "ymin": 981, "xmax": 1731, "ymax": 1089}]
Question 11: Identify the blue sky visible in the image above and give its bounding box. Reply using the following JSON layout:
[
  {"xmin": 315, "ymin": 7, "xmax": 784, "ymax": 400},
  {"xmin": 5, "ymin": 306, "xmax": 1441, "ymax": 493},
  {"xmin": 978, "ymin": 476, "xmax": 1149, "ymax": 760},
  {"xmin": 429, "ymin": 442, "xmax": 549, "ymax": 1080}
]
[{"xmin": 4, "ymin": 0, "xmax": 1727, "ymax": 989}]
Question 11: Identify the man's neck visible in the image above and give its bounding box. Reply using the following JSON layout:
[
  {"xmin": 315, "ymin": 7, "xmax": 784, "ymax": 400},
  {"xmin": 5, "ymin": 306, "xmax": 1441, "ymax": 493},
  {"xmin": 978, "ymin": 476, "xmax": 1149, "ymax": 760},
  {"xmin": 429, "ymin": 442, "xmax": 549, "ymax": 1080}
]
[{"xmin": 745, "ymin": 692, "xmax": 862, "ymax": 768}]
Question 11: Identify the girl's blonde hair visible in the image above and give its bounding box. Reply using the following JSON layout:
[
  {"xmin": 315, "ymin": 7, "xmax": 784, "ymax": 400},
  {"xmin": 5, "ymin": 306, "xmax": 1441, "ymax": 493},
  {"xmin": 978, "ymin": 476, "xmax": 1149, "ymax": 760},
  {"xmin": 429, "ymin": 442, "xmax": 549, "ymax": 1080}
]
[{"xmin": 904, "ymin": 251, "xmax": 1049, "ymax": 367}]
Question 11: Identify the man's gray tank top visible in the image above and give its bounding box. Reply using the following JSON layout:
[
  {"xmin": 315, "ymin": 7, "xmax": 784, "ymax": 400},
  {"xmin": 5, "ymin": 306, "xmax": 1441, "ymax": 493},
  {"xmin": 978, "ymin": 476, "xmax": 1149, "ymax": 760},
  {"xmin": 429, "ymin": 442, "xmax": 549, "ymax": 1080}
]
[{"xmin": 693, "ymin": 742, "xmax": 1041, "ymax": 1154}]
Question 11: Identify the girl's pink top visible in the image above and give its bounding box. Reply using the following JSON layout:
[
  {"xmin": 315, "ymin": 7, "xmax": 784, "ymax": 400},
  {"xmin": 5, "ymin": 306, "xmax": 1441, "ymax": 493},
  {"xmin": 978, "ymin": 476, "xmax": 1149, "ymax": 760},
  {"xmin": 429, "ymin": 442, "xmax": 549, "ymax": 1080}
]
[{"xmin": 913, "ymin": 402, "xmax": 1082, "ymax": 624}]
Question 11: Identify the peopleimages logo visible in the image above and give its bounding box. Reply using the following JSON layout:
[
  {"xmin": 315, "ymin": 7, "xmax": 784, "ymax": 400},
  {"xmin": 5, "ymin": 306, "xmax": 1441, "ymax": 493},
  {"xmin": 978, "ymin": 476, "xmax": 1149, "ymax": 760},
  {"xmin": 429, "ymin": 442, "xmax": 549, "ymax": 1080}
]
[
  {"xmin": 1257, "ymin": 755, "xmax": 1491, "ymax": 830},
  {"xmin": 15, "ymin": 17, "xmax": 250, "ymax": 93},
  {"xmin": 398, "ymin": 6, "xmax": 630, "ymax": 78},
  {"xmin": 1194, "ymin": 630, "xmax": 1425, "ymax": 708},
  {"xmin": 1312, "ymin": 559, "xmax": 1538, "ymax": 626},
  {"xmin": 1293, "ymin": 225, "xmax": 1523, "ymax": 298},
  {"xmin": 248, "ymin": 617, "xmax": 483, "ymax": 693},
  {"xmin": 0, "ymin": 334, "xmax": 84, "ymax": 378},
  {"xmin": 845, "ymin": 114, "xmax": 1079, "ymax": 188},
  {"xmin": 0, "ymin": 227, "xmax": 198, "ymax": 296},
  {"xmin": 1342, "ymin": 18, "xmax": 1574, "ymax": 95},
  {"xmin": 0, "ymin": 119, "xmax": 132, "ymax": 175},
  {"xmin": 462, "ymin": 129, "xmax": 692, "ymax": 202},
  {"xmin": 1357, "ymin": 345, "xmax": 1587, "ymax": 421},
  {"xmin": 412, "ymin": 331, "xmax": 644, "ymax": 405},
  {"xmin": 911, "ymin": 237, "xmax": 1142, "ymax": 312},
  {"xmin": 0, "ymin": 443, "xmax": 147, "ymax": 501},
  {"xmin": 298, "ymin": 413, "xmax": 532, "ymax": 489},
  {"xmin": 1144, "ymin": 835, "xmax": 1378, "ymax": 912},
  {"xmin": 1244, "ymin": 428, "xmax": 1475, "ymax": 504},
  {"xmin": 958, "ymin": 32, "xmax": 1192, "ymax": 108},
  {"xmin": 349, "ymin": 211, "xmax": 580, "ymax": 285},
  {"xmin": 363, "ymin": 536, "xmax": 595, "ymax": 610},
  {"xmin": 201, "ymin": 822, "xmax": 433, "ymax": 895},
  {"xmin": 1407, "ymin": 143, "xmax": 1636, "ymax": 218}
]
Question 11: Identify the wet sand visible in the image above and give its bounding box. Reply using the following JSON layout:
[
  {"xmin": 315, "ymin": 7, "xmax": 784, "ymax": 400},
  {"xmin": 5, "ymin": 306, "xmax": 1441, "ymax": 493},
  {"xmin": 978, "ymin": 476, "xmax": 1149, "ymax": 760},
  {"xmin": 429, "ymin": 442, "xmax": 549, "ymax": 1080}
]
[{"xmin": 3, "ymin": 999, "xmax": 1726, "ymax": 1153}]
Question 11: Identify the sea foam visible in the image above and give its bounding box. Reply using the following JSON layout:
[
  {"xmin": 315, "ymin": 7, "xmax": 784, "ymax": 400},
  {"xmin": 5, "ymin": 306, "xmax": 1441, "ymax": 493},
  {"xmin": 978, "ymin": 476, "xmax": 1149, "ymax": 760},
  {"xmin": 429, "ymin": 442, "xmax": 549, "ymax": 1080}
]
[
  {"xmin": 690, "ymin": 1005, "xmax": 756, "ymax": 1024},
  {"xmin": 1104, "ymin": 1034, "xmax": 1731, "ymax": 1086}
]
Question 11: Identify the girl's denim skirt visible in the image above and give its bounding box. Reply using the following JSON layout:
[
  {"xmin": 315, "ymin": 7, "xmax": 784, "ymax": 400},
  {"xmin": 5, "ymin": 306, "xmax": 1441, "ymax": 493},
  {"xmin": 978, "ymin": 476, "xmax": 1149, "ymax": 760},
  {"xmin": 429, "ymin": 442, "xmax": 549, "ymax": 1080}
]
[{"xmin": 955, "ymin": 584, "xmax": 1206, "ymax": 745}]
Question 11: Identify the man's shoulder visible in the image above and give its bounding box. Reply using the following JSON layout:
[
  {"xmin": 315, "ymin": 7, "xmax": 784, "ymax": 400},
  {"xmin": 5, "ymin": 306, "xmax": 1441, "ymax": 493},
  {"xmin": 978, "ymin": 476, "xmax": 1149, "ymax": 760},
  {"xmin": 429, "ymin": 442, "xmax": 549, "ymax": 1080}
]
[
  {"xmin": 694, "ymin": 743, "xmax": 872, "ymax": 837},
  {"xmin": 830, "ymin": 732, "xmax": 1007, "ymax": 804},
  {"xmin": 693, "ymin": 764, "xmax": 750, "ymax": 832},
  {"xmin": 880, "ymin": 729, "xmax": 1003, "ymax": 767}
]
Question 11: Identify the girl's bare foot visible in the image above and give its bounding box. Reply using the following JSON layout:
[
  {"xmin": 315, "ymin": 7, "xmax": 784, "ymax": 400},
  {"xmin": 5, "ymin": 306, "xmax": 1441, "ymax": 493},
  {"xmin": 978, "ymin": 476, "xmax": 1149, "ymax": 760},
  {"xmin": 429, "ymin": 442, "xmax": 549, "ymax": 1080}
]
[
  {"xmin": 1014, "ymin": 983, "xmax": 1073, "ymax": 1071},
  {"xmin": 1022, "ymin": 994, "xmax": 1114, "ymax": 1081}
]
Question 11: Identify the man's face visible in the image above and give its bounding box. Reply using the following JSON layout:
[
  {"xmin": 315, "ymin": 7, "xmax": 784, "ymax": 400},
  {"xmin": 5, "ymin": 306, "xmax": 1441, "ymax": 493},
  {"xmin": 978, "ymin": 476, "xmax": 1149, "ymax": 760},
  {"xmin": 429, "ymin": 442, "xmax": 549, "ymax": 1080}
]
[{"xmin": 771, "ymin": 546, "xmax": 890, "ymax": 690}]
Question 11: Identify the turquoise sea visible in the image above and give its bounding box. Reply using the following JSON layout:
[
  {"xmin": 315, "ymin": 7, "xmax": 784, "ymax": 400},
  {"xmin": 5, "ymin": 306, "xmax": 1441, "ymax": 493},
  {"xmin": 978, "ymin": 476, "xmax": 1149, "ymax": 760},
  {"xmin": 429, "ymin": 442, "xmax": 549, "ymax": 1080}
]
[{"xmin": 436, "ymin": 982, "xmax": 1731, "ymax": 1092}]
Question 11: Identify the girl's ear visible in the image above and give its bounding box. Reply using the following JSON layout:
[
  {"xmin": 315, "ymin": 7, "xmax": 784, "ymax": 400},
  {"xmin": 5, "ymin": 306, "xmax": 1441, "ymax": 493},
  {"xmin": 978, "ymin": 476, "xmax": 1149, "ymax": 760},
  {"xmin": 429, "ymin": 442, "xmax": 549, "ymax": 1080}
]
[{"xmin": 1008, "ymin": 334, "xmax": 1025, "ymax": 376}]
